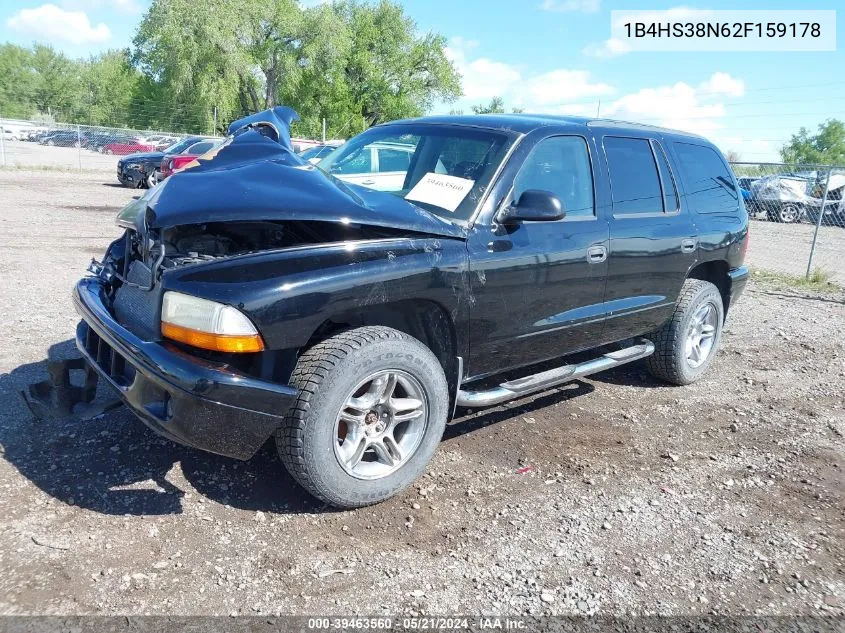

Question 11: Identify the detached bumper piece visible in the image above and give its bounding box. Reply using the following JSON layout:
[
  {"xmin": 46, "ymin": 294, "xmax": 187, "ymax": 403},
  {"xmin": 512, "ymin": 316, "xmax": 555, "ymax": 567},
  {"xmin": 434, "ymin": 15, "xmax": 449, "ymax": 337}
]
[
  {"xmin": 73, "ymin": 277, "xmax": 298, "ymax": 460},
  {"xmin": 22, "ymin": 357, "xmax": 98, "ymax": 420}
]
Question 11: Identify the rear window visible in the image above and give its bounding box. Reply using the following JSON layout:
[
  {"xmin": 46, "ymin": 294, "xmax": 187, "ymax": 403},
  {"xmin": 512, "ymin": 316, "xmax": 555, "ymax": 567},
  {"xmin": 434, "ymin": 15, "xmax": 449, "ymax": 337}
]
[
  {"xmin": 603, "ymin": 137, "xmax": 663, "ymax": 214},
  {"xmin": 673, "ymin": 142, "xmax": 739, "ymax": 214}
]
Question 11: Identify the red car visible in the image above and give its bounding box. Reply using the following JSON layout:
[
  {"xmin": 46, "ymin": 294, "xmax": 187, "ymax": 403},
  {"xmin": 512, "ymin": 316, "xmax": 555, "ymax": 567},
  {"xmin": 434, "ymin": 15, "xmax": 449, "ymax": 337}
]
[
  {"xmin": 159, "ymin": 139, "xmax": 219, "ymax": 180},
  {"xmin": 102, "ymin": 137, "xmax": 156, "ymax": 155}
]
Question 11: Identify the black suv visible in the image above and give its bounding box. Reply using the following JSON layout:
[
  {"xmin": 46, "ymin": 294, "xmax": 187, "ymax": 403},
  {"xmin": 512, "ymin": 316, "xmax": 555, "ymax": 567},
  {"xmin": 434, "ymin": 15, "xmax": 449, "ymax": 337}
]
[{"xmin": 68, "ymin": 107, "xmax": 749, "ymax": 508}]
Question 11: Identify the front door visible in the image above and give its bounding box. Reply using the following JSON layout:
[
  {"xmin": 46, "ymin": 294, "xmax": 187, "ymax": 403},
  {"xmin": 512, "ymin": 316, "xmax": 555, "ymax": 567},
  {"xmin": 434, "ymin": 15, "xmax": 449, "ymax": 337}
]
[{"xmin": 466, "ymin": 134, "xmax": 609, "ymax": 379}]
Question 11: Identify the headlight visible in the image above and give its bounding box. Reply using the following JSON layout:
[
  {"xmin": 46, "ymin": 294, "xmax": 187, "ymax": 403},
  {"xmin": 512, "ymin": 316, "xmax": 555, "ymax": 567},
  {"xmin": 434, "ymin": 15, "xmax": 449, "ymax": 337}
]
[
  {"xmin": 160, "ymin": 291, "xmax": 264, "ymax": 353},
  {"xmin": 127, "ymin": 163, "xmax": 142, "ymax": 170}
]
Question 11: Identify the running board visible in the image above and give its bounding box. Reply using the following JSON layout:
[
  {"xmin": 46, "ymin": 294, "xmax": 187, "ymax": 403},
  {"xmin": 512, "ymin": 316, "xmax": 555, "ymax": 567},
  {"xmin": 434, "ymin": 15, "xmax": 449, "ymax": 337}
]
[{"xmin": 456, "ymin": 339, "xmax": 655, "ymax": 408}]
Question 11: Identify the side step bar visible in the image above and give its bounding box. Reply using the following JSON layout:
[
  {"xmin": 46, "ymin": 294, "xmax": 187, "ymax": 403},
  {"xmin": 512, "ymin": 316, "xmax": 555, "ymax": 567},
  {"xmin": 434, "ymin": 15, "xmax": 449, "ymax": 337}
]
[{"xmin": 456, "ymin": 339, "xmax": 655, "ymax": 408}]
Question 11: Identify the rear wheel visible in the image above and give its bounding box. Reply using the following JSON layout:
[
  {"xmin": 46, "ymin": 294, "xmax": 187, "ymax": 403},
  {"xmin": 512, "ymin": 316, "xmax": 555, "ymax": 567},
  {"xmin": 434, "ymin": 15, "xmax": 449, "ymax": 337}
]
[
  {"xmin": 645, "ymin": 279, "xmax": 724, "ymax": 385},
  {"xmin": 775, "ymin": 203, "xmax": 800, "ymax": 223},
  {"xmin": 276, "ymin": 326, "xmax": 448, "ymax": 508}
]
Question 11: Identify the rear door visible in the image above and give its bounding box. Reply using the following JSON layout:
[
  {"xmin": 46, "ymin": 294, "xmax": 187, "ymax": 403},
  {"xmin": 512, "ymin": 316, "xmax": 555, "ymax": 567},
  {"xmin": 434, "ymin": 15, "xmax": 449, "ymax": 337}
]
[{"xmin": 596, "ymin": 132, "xmax": 698, "ymax": 343}]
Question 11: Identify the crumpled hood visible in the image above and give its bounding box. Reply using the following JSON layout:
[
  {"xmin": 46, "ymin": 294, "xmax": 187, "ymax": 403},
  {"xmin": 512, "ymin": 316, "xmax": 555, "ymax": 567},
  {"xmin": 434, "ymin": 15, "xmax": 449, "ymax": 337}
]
[{"xmin": 116, "ymin": 106, "xmax": 465, "ymax": 240}]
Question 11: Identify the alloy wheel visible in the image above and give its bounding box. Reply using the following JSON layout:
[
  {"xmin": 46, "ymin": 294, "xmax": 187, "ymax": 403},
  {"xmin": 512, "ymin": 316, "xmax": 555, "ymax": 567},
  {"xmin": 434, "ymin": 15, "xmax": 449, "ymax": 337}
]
[
  {"xmin": 685, "ymin": 302, "xmax": 718, "ymax": 369},
  {"xmin": 333, "ymin": 370, "xmax": 427, "ymax": 480}
]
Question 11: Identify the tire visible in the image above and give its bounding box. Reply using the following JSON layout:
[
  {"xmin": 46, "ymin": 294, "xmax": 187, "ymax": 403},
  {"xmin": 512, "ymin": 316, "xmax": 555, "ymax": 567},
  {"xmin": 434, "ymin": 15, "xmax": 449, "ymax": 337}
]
[
  {"xmin": 104, "ymin": 148, "xmax": 113, "ymax": 155},
  {"xmin": 645, "ymin": 279, "xmax": 724, "ymax": 386},
  {"xmin": 145, "ymin": 170, "xmax": 159, "ymax": 188},
  {"xmin": 776, "ymin": 203, "xmax": 800, "ymax": 223},
  {"xmin": 277, "ymin": 326, "xmax": 448, "ymax": 508}
]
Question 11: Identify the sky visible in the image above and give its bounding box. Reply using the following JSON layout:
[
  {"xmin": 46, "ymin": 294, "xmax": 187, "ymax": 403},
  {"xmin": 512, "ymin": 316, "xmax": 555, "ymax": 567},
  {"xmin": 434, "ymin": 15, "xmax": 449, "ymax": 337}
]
[{"xmin": 1, "ymin": 0, "xmax": 843, "ymax": 161}]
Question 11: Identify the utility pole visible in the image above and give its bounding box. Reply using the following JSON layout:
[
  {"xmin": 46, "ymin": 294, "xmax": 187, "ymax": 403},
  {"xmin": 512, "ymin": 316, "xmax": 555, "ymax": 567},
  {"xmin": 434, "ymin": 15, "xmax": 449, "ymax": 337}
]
[
  {"xmin": 213, "ymin": 107, "xmax": 218, "ymax": 136},
  {"xmin": 77, "ymin": 124, "xmax": 82, "ymax": 170},
  {"xmin": 596, "ymin": 100, "xmax": 601, "ymax": 117},
  {"xmin": 322, "ymin": 117, "xmax": 326, "ymax": 143}
]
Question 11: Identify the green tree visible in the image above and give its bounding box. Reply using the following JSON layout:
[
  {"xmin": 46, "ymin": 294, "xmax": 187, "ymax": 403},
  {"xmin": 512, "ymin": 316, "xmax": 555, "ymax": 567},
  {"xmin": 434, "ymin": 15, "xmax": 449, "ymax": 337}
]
[
  {"xmin": 332, "ymin": 0, "xmax": 460, "ymax": 131},
  {"xmin": 471, "ymin": 96, "xmax": 505, "ymax": 114},
  {"xmin": 780, "ymin": 119, "xmax": 845, "ymax": 165},
  {"xmin": 30, "ymin": 44, "xmax": 85, "ymax": 120},
  {"xmin": 0, "ymin": 44, "xmax": 37, "ymax": 118},
  {"xmin": 80, "ymin": 50, "xmax": 143, "ymax": 127}
]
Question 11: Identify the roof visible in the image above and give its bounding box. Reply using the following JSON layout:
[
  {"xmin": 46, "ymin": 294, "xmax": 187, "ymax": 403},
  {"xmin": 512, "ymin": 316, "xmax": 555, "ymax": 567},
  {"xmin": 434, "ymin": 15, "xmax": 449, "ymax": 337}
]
[{"xmin": 385, "ymin": 113, "xmax": 706, "ymax": 141}]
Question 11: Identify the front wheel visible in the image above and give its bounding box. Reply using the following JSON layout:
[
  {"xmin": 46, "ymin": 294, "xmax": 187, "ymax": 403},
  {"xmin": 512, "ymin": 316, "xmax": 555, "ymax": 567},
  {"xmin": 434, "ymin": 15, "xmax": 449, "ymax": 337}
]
[
  {"xmin": 277, "ymin": 326, "xmax": 449, "ymax": 508},
  {"xmin": 145, "ymin": 170, "xmax": 159, "ymax": 188},
  {"xmin": 645, "ymin": 279, "xmax": 724, "ymax": 385}
]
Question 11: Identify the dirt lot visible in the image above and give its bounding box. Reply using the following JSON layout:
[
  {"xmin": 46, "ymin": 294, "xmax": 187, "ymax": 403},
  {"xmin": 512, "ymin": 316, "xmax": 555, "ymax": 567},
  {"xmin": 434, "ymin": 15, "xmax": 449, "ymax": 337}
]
[
  {"xmin": 0, "ymin": 169, "xmax": 843, "ymax": 617},
  {"xmin": 1, "ymin": 140, "xmax": 121, "ymax": 171}
]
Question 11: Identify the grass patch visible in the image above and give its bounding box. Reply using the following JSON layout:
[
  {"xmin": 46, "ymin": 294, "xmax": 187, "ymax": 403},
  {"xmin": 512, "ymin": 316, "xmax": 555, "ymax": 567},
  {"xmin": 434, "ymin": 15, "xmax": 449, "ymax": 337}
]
[{"xmin": 752, "ymin": 267, "xmax": 843, "ymax": 294}]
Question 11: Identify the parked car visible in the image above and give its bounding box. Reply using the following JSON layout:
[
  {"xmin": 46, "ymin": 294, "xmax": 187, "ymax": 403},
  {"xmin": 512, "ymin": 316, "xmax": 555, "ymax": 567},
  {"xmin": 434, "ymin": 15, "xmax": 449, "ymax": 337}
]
[
  {"xmin": 101, "ymin": 137, "xmax": 156, "ymax": 155},
  {"xmin": 320, "ymin": 141, "xmax": 415, "ymax": 190},
  {"xmin": 116, "ymin": 136, "xmax": 216, "ymax": 188},
  {"xmin": 805, "ymin": 173, "xmax": 845, "ymax": 227},
  {"xmin": 38, "ymin": 130, "xmax": 88, "ymax": 147},
  {"xmin": 298, "ymin": 144, "xmax": 338, "ymax": 164},
  {"xmin": 1, "ymin": 127, "xmax": 18, "ymax": 141},
  {"xmin": 748, "ymin": 175, "xmax": 816, "ymax": 223},
  {"xmin": 64, "ymin": 107, "xmax": 748, "ymax": 508},
  {"xmin": 159, "ymin": 139, "xmax": 220, "ymax": 180},
  {"xmin": 86, "ymin": 132, "xmax": 127, "ymax": 152}
]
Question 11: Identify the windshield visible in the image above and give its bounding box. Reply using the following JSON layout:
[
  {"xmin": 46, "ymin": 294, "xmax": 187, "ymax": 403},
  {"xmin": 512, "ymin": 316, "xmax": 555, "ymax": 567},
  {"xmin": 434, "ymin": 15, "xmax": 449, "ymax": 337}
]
[
  {"xmin": 299, "ymin": 146, "xmax": 327, "ymax": 160},
  {"xmin": 318, "ymin": 123, "xmax": 513, "ymax": 220},
  {"xmin": 165, "ymin": 137, "xmax": 200, "ymax": 154}
]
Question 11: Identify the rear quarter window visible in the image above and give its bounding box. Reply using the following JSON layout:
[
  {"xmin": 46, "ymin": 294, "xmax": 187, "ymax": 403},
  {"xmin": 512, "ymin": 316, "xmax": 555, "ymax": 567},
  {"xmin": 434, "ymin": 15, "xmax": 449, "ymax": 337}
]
[{"xmin": 673, "ymin": 142, "xmax": 739, "ymax": 214}]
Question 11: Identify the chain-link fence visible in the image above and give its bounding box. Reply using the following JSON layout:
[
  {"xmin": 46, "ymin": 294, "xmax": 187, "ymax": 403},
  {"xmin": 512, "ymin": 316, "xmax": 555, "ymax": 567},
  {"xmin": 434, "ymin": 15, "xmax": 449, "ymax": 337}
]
[
  {"xmin": 731, "ymin": 162, "xmax": 844, "ymax": 285},
  {"xmin": 0, "ymin": 117, "xmax": 328, "ymax": 171}
]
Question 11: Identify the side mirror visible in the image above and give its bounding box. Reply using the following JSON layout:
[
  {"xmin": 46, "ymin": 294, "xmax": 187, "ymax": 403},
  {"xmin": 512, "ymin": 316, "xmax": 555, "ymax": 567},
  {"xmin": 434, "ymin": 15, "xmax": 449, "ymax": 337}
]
[{"xmin": 500, "ymin": 189, "xmax": 565, "ymax": 223}]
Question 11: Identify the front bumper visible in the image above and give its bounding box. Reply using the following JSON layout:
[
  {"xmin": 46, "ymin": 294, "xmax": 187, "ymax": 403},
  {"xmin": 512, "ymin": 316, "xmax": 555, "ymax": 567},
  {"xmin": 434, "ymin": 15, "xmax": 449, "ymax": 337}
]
[
  {"xmin": 116, "ymin": 164, "xmax": 143, "ymax": 186},
  {"xmin": 73, "ymin": 276, "xmax": 297, "ymax": 459}
]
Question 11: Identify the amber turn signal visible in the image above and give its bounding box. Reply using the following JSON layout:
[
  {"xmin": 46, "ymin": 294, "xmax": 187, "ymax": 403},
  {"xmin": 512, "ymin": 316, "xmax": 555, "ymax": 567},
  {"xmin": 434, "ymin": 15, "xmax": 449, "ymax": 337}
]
[{"xmin": 161, "ymin": 322, "xmax": 265, "ymax": 353}]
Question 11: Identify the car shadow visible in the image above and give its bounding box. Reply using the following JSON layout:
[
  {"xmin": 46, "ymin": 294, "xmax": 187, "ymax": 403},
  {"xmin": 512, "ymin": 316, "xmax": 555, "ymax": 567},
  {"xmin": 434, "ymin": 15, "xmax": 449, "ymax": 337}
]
[{"xmin": 0, "ymin": 340, "xmax": 329, "ymax": 517}]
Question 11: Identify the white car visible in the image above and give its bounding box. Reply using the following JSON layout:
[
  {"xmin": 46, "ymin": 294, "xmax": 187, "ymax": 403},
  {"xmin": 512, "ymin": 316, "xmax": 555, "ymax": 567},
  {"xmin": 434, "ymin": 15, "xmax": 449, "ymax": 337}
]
[
  {"xmin": 321, "ymin": 142, "xmax": 415, "ymax": 191},
  {"xmin": 1, "ymin": 127, "xmax": 20, "ymax": 141}
]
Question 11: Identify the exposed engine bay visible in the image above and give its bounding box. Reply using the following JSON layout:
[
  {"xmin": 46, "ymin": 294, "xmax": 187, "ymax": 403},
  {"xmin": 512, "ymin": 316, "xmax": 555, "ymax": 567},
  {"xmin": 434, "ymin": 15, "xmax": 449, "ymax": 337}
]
[{"xmin": 160, "ymin": 220, "xmax": 413, "ymax": 267}]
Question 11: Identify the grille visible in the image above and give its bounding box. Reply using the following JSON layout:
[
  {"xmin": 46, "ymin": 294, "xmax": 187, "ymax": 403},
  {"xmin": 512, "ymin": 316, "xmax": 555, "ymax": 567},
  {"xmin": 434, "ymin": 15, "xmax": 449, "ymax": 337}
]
[
  {"xmin": 81, "ymin": 325, "xmax": 136, "ymax": 387},
  {"xmin": 112, "ymin": 259, "xmax": 163, "ymax": 341}
]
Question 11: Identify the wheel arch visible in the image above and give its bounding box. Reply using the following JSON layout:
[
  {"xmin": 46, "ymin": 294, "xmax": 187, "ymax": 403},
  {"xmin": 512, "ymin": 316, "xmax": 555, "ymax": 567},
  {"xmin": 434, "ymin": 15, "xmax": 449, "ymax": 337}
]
[
  {"xmin": 687, "ymin": 260, "xmax": 731, "ymax": 315},
  {"xmin": 305, "ymin": 299, "xmax": 461, "ymax": 415}
]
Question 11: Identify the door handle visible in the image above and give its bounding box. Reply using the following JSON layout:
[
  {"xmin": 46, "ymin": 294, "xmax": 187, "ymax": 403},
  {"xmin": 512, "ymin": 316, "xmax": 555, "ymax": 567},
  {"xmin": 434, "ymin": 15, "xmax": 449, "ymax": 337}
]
[
  {"xmin": 681, "ymin": 238, "xmax": 697, "ymax": 253},
  {"xmin": 586, "ymin": 245, "xmax": 607, "ymax": 263},
  {"xmin": 361, "ymin": 179, "xmax": 376, "ymax": 185}
]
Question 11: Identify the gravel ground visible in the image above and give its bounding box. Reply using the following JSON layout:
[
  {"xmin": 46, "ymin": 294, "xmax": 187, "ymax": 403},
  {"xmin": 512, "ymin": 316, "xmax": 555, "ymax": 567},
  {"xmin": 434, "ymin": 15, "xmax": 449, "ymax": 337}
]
[
  {"xmin": 0, "ymin": 169, "xmax": 843, "ymax": 617},
  {"xmin": 1, "ymin": 141, "xmax": 121, "ymax": 170}
]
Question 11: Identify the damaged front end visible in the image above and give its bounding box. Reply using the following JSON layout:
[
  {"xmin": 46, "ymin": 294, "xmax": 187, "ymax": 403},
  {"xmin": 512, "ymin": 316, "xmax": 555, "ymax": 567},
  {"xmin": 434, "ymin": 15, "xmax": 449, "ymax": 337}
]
[{"xmin": 26, "ymin": 105, "xmax": 467, "ymax": 460}]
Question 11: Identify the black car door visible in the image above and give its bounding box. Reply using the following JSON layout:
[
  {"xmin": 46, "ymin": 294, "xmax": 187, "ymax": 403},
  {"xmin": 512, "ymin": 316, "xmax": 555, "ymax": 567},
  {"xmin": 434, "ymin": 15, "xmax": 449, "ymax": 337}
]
[
  {"xmin": 595, "ymin": 132, "xmax": 698, "ymax": 344},
  {"xmin": 466, "ymin": 132, "xmax": 610, "ymax": 380}
]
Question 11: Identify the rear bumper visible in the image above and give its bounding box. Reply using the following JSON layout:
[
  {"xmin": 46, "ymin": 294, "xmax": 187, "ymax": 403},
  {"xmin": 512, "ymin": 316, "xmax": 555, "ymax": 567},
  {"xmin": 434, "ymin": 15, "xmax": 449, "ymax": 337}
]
[
  {"xmin": 727, "ymin": 265, "xmax": 749, "ymax": 311},
  {"xmin": 73, "ymin": 277, "xmax": 297, "ymax": 459}
]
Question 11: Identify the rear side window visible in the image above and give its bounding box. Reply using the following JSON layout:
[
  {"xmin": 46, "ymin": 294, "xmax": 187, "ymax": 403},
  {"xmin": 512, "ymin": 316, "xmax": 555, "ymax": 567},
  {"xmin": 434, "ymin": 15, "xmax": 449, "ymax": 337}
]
[
  {"xmin": 673, "ymin": 142, "xmax": 739, "ymax": 214},
  {"xmin": 377, "ymin": 148, "xmax": 411, "ymax": 172},
  {"xmin": 603, "ymin": 137, "xmax": 663, "ymax": 214}
]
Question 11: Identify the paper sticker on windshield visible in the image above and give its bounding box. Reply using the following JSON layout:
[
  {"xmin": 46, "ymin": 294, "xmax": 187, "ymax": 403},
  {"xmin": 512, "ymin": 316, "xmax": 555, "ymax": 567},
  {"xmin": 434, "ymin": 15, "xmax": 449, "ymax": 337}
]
[{"xmin": 405, "ymin": 173, "xmax": 474, "ymax": 212}]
